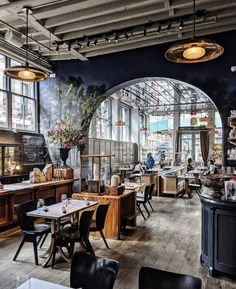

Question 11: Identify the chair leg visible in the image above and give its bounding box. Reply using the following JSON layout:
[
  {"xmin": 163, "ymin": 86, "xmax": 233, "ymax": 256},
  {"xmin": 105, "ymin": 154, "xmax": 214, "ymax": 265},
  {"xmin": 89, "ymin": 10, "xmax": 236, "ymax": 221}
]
[
  {"xmin": 84, "ymin": 238, "xmax": 95, "ymax": 255},
  {"xmin": 51, "ymin": 243, "xmax": 57, "ymax": 268},
  {"xmin": 148, "ymin": 200, "xmax": 154, "ymax": 212},
  {"xmin": 142, "ymin": 203, "xmax": 150, "ymax": 217},
  {"xmin": 33, "ymin": 238, "xmax": 39, "ymax": 265},
  {"xmin": 13, "ymin": 237, "xmax": 25, "ymax": 261},
  {"xmin": 100, "ymin": 230, "xmax": 109, "ymax": 249},
  {"xmin": 137, "ymin": 203, "xmax": 146, "ymax": 220},
  {"xmin": 38, "ymin": 233, "xmax": 48, "ymax": 248}
]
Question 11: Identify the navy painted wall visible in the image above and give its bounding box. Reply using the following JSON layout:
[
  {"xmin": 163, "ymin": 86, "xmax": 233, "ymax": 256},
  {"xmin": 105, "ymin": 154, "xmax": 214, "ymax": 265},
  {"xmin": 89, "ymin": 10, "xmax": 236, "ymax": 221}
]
[{"xmin": 40, "ymin": 30, "xmax": 236, "ymax": 165}]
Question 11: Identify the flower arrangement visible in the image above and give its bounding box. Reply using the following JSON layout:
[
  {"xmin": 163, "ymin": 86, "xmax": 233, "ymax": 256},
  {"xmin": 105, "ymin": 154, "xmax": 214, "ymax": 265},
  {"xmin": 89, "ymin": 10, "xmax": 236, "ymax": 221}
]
[{"xmin": 48, "ymin": 119, "xmax": 85, "ymax": 152}]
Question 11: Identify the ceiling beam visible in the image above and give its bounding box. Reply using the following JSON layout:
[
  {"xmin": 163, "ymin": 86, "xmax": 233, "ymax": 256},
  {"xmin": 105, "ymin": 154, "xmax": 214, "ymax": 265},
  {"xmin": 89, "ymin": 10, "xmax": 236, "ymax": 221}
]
[
  {"xmin": 17, "ymin": 10, "xmax": 88, "ymax": 61},
  {"xmin": 43, "ymin": 0, "xmax": 163, "ymax": 28}
]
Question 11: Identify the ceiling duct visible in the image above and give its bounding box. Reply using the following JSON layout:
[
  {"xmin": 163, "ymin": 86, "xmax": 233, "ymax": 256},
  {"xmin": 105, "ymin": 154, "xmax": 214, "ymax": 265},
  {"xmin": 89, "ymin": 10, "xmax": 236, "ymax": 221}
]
[{"xmin": 5, "ymin": 29, "xmax": 24, "ymax": 48}]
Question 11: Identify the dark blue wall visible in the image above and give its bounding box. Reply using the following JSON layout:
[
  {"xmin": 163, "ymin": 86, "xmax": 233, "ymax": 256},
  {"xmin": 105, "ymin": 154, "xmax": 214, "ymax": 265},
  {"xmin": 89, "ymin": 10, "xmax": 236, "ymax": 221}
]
[{"xmin": 40, "ymin": 30, "xmax": 236, "ymax": 165}]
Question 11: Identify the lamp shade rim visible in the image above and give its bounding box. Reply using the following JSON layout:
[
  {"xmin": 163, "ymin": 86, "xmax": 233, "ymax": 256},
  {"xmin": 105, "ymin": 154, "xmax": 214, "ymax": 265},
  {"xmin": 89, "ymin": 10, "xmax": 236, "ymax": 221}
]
[
  {"xmin": 4, "ymin": 65, "xmax": 48, "ymax": 82},
  {"xmin": 165, "ymin": 38, "xmax": 224, "ymax": 63}
]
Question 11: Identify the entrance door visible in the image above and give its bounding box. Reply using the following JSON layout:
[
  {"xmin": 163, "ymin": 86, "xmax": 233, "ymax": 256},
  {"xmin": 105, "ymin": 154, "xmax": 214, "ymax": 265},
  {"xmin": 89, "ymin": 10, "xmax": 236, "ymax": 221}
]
[{"xmin": 180, "ymin": 132, "xmax": 202, "ymax": 165}]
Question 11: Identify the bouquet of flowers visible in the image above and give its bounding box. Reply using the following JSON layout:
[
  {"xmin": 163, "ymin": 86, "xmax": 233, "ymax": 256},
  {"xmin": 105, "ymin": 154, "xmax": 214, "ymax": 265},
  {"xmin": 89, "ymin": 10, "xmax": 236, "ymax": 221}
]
[{"xmin": 48, "ymin": 119, "xmax": 85, "ymax": 152}]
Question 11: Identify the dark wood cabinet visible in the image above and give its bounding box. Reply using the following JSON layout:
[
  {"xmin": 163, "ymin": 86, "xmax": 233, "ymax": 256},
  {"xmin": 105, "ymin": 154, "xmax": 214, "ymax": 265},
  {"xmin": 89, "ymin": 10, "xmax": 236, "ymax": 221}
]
[
  {"xmin": 201, "ymin": 196, "xmax": 236, "ymax": 278},
  {"xmin": 0, "ymin": 180, "xmax": 74, "ymax": 229}
]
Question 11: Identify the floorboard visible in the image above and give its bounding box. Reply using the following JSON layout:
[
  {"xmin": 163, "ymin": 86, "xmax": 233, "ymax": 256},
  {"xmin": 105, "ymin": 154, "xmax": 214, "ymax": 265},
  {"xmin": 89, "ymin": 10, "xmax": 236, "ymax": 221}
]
[{"xmin": 0, "ymin": 195, "xmax": 235, "ymax": 289}]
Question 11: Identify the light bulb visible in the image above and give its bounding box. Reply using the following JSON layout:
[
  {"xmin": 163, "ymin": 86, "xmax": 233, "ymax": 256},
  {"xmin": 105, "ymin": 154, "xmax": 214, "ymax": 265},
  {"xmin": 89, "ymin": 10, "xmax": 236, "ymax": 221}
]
[
  {"xmin": 18, "ymin": 69, "xmax": 36, "ymax": 80},
  {"xmin": 183, "ymin": 46, "xmax": 206, "ymax": 60}
]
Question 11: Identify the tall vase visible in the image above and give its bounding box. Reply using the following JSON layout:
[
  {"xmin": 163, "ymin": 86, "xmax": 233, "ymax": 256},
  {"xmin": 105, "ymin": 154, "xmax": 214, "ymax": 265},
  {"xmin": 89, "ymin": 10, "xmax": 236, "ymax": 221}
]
[{"xmin": 60, "ymin": 148, "xmax": 70, "ymax": 168}]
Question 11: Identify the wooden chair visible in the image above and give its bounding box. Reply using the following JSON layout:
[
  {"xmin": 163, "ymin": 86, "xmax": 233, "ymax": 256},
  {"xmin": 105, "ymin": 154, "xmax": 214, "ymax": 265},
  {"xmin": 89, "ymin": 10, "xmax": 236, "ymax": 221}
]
[
  {"xmin": 90, "ymin": 203, "xmax": 110, "ymax": 249},
  {"xmin": 13, "ymin": 201, "xmax": 50, "ymax": 265},
  {"xmin": 139, "ymin": 266, "xmax": 202, "ymax": 289},
  {"xmin": 70, "ymin": 252, "xmax": 119, "ymax": 289}
]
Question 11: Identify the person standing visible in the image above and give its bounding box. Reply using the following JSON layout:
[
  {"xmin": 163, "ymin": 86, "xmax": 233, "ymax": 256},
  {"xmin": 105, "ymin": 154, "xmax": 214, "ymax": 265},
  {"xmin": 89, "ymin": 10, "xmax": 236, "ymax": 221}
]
[{"xmin": 146, "ymin": 152, "xmax": 155, "ymax": 169}]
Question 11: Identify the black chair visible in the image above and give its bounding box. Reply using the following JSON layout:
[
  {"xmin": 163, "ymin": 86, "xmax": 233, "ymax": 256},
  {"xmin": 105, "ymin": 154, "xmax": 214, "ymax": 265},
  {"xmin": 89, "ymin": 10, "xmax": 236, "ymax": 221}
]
[
  {"xmin": 136, "ymin": 185, "xmax": 151, "ymax": 220},
  {"xmin": 38, "ymin": 196, "xmax": 71, "ymax": 248},
  {"xmin": 188, "ymin": 179, "xmax": 202, "ymax": 198},
  {"xmin": 70, "ymin": 252, "xmax": 119, "ymax": 289},
  {"xmin": 13, "ymin": 201, "xmax": 50, "ymax": 265},
  {"xmin": 52, "ymin": 209, "xmax": 95, "ymax": 268},
  {"xmin": 139, "ymin": 266, "xmax": 202, "ymax": 289},
  {"xmin": 147, "ymin": 183, "xmax": 155, "ymax": 212},
  {"xmin": 90, "ymin": 203, "xmax": 110, "ymax": 249}
]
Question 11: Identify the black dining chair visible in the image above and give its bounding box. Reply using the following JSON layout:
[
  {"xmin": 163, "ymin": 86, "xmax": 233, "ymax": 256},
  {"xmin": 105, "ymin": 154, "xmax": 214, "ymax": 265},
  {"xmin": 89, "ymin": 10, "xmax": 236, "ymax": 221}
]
[
  {"xmin": 188, "ymin": 179, "xmax": 202, "ymax": 198},
  {"xmin": 70, "ymin": 252, "xmax": 119, "ymax": 289},
  {"xmin": 13, "ymin": 201, "xmax": 50, "ymax": 265},
  {"xmin": 139, "ymin": 266, "xmax": 202, "ymax": 289},
  {"xmin": 90, "ymin": 203, "xmax": 110, "ymax": 249},
  {"xmin": 147, "ymin": 183, "xmax": 155, "ymax": 212},
  {"xmin": 51, "ymin": 209, "xmax": 96, "ymax": 268},
  {"xmin": 136, "ymin": 185, "xmax": 151, "ymax": 220}
]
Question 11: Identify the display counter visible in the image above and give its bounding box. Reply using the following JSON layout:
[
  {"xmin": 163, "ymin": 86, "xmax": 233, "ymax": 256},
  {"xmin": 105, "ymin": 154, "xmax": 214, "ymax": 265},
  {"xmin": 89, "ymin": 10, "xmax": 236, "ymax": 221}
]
[
  {"xmin": 0, "ymin": 179, "xmax": 75, "ymax": 229},
  {"xmin": 72, "ymin": 190, "xmax": 136, "ymax": 240},
  {"xmin": 201, "ymin": 190, "xmax": 236, "ymax": 278}
]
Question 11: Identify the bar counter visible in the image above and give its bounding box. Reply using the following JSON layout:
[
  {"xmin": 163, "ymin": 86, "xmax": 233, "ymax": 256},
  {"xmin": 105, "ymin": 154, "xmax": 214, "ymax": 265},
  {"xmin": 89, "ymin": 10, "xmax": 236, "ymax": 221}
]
[
  {"xmin": 201, "ymin": 189, "xmax": 236, "ymax": 278},
  {"xmin": 0, "ymin": 179, "xmax": 75, "ymax": 229}
]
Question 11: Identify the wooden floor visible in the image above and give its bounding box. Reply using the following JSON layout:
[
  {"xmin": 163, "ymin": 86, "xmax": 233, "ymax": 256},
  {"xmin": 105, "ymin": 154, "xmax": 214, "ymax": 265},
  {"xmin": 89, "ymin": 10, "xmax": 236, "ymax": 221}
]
[{"xmin": 0, "ymin": 195, "xmax": 236, "ymax": 289}]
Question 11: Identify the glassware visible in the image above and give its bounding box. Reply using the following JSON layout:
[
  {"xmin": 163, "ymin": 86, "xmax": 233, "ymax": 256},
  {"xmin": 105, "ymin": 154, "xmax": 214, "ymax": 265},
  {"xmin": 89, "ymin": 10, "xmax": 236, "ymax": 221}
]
[
  {"xmin": 61, "ymin": 193, "xmax": 67, "ymax": 204},
  {"xmin": 37, "ymin": 198, "xmax": 44, "ymax": 212},
  {"xmin": 83, "ymin": 192, "xmax": 89, "ymax": 205}
]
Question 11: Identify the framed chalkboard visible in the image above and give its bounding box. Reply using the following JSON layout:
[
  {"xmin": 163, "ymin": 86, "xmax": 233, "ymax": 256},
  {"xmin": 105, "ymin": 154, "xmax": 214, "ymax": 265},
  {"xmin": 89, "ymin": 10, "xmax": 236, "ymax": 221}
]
[{"xmin": 20, "ymin": 133, "xmax": 48, "ymax": 165}]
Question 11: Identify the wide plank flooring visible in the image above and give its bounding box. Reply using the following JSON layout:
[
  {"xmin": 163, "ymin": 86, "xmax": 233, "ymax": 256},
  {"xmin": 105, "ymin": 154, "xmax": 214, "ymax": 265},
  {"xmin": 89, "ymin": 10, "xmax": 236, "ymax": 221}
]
[{"xmin": 0, "ymin": 196, "xmax": 236, "ymax": 289}]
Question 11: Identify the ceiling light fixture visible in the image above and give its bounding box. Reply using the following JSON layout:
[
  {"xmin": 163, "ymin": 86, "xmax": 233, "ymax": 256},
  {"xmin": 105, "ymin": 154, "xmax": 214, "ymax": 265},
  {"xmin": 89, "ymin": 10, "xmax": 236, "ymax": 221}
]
[
  {"xmin": 4, "ymin": 7, "xmax": 48, "ymax": 82},
  {"xmin": 165, "ymin": 0, "xmax": 224, "ymax": 63}
]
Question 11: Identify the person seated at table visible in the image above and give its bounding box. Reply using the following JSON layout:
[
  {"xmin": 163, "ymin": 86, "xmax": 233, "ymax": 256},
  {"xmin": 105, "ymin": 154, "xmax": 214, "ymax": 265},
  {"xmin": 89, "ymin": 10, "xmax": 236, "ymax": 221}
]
[
  {"xmin": 187, "ymin": 158, "xmax": 194, "ymax": 172},
  {"xmin": 146, "ymin": 152, "xmax": 155, "ymax": 169},
  {"xmin": 209, "ymin": 160, "xmax": 217, "ymax": 174},
  {"xmin": 132, "ymin": 161, "xmax": 145, "ymax": 174}
]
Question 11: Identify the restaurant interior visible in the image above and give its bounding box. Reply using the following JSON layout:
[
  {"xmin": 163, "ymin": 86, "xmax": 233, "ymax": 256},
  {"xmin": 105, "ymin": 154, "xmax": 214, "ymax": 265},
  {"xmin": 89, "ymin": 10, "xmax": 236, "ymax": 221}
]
[{"xmin": 0, "ymin": 0, "xmax": 236, "ymax": 289}]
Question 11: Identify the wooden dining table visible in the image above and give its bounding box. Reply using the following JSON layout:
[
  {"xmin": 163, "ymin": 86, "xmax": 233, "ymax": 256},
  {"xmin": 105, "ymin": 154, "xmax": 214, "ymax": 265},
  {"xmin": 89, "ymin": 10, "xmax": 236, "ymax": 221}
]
[
  {"xmin": 27, "ymin": 199, "xmax": 98, "ymax": 267},
  {"xmin": 16, "ymin": 277, "xmax": 71, "ymax": 289}
]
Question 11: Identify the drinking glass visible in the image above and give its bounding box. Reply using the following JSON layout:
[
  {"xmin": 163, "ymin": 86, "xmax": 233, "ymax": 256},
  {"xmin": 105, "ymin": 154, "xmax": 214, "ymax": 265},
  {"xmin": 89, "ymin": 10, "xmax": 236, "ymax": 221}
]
[
  {"xmin": 83, "ymin": 192, "xmax": 89, "ymax": 205},
  {"xmin": 37, "ymin": 199, "xmax": 44, "ymax": 212},
  {"xmin": 61, "ymin": 194, "xmax": 67, "ymax": 203}
]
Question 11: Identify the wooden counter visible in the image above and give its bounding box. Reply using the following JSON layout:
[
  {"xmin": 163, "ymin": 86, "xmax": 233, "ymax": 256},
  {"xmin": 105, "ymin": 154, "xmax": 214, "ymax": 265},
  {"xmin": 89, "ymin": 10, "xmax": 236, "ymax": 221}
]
[
  {"xmin": 72, "ymin": 190, "xmax": 137, "ymax": 240},
  {"xmin": 0, "ymin": 179, "xmax": 75, "ymax": 229}
]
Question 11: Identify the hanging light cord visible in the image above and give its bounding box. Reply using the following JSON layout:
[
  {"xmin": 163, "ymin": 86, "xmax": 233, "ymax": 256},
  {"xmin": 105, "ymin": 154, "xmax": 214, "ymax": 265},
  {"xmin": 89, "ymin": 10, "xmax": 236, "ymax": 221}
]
[
  {"xmin": 25, "ymin": 7, "xmax": 29, "ymax": 67},
  {"xmin": 193, "ymin": 0, "xmax": 196, "ymax": 39}
]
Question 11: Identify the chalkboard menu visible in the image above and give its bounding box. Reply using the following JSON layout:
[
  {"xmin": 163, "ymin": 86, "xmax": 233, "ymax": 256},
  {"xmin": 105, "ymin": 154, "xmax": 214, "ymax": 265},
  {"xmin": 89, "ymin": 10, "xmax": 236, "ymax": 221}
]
[{"xmin": 20, "ymin": 133, "xmax": 47, "ymax": 165}]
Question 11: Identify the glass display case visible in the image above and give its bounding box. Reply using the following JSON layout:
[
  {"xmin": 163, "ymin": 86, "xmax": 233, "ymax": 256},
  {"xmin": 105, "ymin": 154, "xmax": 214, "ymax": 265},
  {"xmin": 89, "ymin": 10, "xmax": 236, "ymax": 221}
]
[{"xmin": 0, "ymin": 144, "xmax": 21, "ymax": 176}]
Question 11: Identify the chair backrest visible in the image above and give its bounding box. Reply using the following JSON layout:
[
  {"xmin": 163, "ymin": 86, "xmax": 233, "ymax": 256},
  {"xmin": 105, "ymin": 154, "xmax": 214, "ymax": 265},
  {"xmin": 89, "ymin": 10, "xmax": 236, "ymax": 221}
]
[
  {"xmin": 14, "ymin": 201, "xmax": 36, "ymax": 231},
  {"xmin": 144, "ymin": 185, "xmax": 151, "ymax": 202},
  {"xmin": 70, "ymin": 252, "xmax": 119, "ymax": 289},
  {"xmin": 44, "ymin": 195, "xmax": 56, "ymax": 206},
  {"xmin": 79, "ymin": 209, "xmax": 95, "ymax": 239},
  {"xmin": 139, "ymin": 267, "xmax": 202, "ymax": 289},
  {"xmin": 95, "ymin": 203, "xmax": 110, "ymax": 230},
  {"xmin": 149, "ymin": 184, "xmax": 155, "ymax": 200}
]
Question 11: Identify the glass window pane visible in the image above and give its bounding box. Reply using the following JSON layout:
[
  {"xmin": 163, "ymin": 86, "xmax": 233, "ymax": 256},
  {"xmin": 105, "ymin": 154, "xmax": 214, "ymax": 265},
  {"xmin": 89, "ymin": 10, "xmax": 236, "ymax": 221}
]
[
  {"xmin": 0, "ymin": 91, "xmax": 8, "ymax": 128},
  {"xmin": 0, "ymin": 54, "xmax": 6, "ymax": 90},
  {"xmin": 12, "ymin": 94, "xmax": 24, "ymax": 130},
  {"xmin": 24, "ymin": 97, "xmax": 35, "ymax": 131}
]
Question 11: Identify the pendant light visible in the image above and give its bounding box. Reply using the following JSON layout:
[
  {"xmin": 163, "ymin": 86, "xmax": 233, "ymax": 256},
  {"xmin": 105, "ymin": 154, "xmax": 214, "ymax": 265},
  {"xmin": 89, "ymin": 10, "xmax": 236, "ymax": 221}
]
[
  {"xmin": 4, "ymin": 7, "xmax": 48, "ymax": 82},
  {"xmin": 115, "ymin": 120, "xmax": 125, "ymax": 126},
  {"xmin": 165, "ymin": 0, "xmax": 224, "ymax": 63}
]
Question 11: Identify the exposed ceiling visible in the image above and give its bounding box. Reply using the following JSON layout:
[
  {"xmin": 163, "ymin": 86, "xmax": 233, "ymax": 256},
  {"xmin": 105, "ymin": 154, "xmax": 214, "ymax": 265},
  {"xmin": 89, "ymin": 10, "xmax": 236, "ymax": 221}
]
[
  {"xmin": 0, "ymin": 0, "xmax": 236, "ymax": 65},
  {"xmin": 112, "ymin": 79, "xmax": 216, "ymax": 116}
]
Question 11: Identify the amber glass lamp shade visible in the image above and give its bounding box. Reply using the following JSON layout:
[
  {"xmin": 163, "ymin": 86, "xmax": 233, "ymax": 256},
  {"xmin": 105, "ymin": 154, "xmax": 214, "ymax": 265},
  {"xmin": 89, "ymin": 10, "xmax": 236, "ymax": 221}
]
[
  {"xmin": 165, "ymin": 39, "xmax": 224, "ymax": 63},
  {"xmin": 115, "ymin": 120, "xmax": 125, "ymax": 126},
  {"xmin": 4, "ymin": 64, "xmax": 48, "ymax": 82}
]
